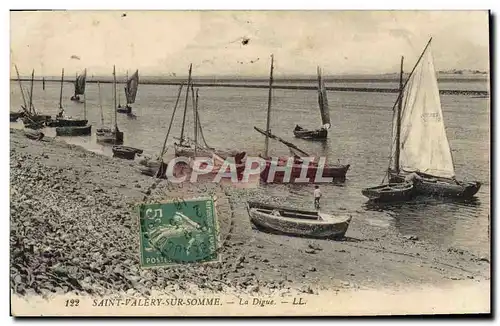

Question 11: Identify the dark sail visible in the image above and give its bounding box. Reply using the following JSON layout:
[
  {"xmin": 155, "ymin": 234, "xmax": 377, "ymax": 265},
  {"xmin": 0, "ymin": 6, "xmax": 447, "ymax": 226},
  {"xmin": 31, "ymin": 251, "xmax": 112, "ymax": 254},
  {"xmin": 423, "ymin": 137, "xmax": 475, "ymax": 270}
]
[
  {"xmin": 125, "ymin": 70, "xmax": 139, "ymax": 105},
  {"xmin": 75, "ymin": 69, "xmax": 87, "ymax": 95}
]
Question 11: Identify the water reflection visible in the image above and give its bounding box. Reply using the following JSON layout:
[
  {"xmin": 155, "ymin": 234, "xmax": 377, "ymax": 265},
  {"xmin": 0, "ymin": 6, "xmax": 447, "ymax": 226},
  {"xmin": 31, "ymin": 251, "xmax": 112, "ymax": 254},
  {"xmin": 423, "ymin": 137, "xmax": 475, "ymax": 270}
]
[{"xmin": 362, "ymin": 196, "xmax": 483, "ymax": 248}]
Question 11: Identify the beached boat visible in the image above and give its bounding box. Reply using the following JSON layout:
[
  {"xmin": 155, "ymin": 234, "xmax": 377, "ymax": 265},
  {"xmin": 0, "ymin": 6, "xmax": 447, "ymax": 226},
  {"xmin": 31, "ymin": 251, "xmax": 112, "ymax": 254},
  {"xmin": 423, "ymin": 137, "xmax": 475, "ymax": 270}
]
[
  {"xmin": 112, "ymin": 145, "xmax": 143, "ymax": 160},
  {"xmin": 10, "ymin": 111, "xmax": 24, "ymax": 122},
  {"xmin": 117, "ymin": 70, "xmax": 139, "ymax": 114},
  {"xmin": 16, "ymin": 68, "xmax": 52, "ymax": 128},
  {"xmin": 386, "ymin": 38, "xmax": 481, "ymax": 199},
  {"xmin": 23, "ymin": 129, "xmax": 44, "ymax": 141},
  {"xmin": 97, "ymin": 67, "xmax": 124, "ymax": 144},
  {"xmin": 361, "ymin": 182, "xmax": 414, "ymax": 202},
  {"xmin": 138, "ymin": 160, "xmax": 169, "ymax": 178},
  {"xmin": 246, "ymin": 201, "xmax": 352, "ymax": 239},
  {"xmin": 254, "ymin": 55, "xmax": 349, "ymax": 183},
  {"xmin": 293, "ymin": 67, "xmax": 330, "ymax": 140},
  {"xmin": 70, "ymin": 71, "xmax": 86, "ymax": 102}
]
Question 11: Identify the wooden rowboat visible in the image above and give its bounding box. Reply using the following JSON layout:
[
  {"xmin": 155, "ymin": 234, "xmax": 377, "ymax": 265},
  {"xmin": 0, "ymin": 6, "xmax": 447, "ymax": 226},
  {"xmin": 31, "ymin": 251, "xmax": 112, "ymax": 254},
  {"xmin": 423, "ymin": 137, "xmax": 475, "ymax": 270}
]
[
  {"xmin": 361, "ymin": 182, "xmax": 414, "ymax": 202},
  {"xmin": 246, "ymin": 201, "xmax": 352, "ymax": 239},
  {"xmin": 55, "ymin": 124, "xmax": 91, "ymax": 136}
]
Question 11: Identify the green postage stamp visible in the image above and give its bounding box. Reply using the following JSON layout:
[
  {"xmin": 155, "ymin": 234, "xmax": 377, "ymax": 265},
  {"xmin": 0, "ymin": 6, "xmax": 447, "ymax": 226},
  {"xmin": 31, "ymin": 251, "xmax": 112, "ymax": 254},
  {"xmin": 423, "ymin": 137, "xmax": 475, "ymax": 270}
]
[{"xmin": 138, "ymin": 197, "xmax": 219, "ymax": 267}]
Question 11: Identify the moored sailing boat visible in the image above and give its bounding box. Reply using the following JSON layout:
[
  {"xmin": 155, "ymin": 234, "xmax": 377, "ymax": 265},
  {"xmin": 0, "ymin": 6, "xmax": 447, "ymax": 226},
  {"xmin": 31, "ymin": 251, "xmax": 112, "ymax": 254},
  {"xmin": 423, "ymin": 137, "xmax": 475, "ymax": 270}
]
[
  {"xmin": 256, "ymin": 55, "xmax": 349, "ymax": 183},
  {"xmin": 70, "ymin": 71, "xmax": 86, "ymax": 101},
  {"xmin": 47, "ymin": 68, "xmax": 88, "ymax": 127},
  {"xmin": 386, "ymin": 38, "xmax": 481, "ymax": 198},
  {"xmin": 293, "ymin": 67, "xmax": 331, "ymax": 140},
  {"xmin": 173, "ymin": 64, "xmax": 241, "ymax": 159},
  {"xmin": 97, "ymin": 66, "xmax": 124, "ymax": 144},
  {"xmin": 117, "ymin": 70, "xmax": 139, "ymax": 114}
]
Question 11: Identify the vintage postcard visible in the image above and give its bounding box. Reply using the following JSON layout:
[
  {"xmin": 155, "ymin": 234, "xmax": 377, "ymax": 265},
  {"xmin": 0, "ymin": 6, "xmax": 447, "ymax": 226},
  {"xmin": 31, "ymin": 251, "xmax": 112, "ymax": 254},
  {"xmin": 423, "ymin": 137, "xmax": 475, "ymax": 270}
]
[{"xmin": 10, "ymin": 10, "xmax": 490, "ymax": 316}]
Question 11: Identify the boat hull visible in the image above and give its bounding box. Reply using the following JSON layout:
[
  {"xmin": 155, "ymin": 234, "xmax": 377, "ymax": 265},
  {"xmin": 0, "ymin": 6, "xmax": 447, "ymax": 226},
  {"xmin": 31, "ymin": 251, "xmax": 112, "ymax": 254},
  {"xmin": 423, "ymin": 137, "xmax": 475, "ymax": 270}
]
[
  {"xmin": 388, "ymin": 170, "xmax": 481, "ymax": 199},
  {"xmin": 361, "ymin": 182, "xmax": 414, "ymax": 202},
  {"xmin": 260, "ymin": 158, "xmax": 349, "ymax": 183},
  {"xmin": 138, "ymin": 161, "xmax": 168, "ymax": 178},
  {"xmin": 46, "ymin": 118, "xmax": 88, "ymax": 127},
  {"xmin": 10, "ymin": 111, "xmax": 24, "ymax": 122},
  {"xmin": 117, "ymin": 105, "xmax": 132, "ymax": 114},
  {"xmin": 112, "ymin": 146, "xmax": 143, "ymax": 160},
  {"xmin": 293, "ymin": 125, "xmax": 328, "ymax": 140},
  {"xmin": 55, "ymin": 124, "xmax": 92, "ymax": 136},
  {"xmin": 97, "ymin": 130, "xmax": 124, "ymax": 145},
  {"xmin": 246, "ymin": 201, "xmax": 351, "ymax": 239}
]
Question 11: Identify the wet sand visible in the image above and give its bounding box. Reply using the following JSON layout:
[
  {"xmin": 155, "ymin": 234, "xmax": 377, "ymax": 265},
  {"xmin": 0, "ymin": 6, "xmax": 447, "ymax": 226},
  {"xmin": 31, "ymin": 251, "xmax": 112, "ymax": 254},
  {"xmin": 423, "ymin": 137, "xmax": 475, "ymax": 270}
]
[{"xmin": 10, "ymin": 129, "xmax": 490, "ymax": 302}]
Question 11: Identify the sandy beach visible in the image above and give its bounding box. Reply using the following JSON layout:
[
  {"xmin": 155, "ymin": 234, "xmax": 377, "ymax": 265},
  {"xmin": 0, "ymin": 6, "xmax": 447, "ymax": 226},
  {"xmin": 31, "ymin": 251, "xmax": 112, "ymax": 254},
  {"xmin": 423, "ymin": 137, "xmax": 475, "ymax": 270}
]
[{"xmin": 10, "ymin": 128, "xmax": 490, "ymax": 304}]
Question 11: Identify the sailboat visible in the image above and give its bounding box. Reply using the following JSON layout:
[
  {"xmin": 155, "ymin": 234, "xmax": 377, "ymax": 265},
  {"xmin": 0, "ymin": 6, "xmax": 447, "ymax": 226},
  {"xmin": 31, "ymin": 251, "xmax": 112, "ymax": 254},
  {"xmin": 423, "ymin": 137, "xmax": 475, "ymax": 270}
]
[
  {"xmin": 293, "ymin": 67, "xmax": 331, "ymax": 140},
  {"xmin": 96, "ymin": 66, "xmax": 124, "ymax": 144},
  {"xmin": 47, "ymin": 68, "xmax": 88, "ymax": 127},
  {"xmin": 11, "ymin": 65, "xmax": 29, "ymax": 122},
  {"xmin": 174, "ymin": 64, "xmax": 243, "ymax": 159},
  {"xmin": 255, "ymin": 55, "xmax": 350, "ymax": 183},
  {"xmin": 117, "ymin": 70, "xmax": 139, "ymax": 114},
  {"xmin": 70, "ymin": 71, "xmax": 86, "ymax": 102},
  {"xmin": 365, "ymin": 38, "xmax": 481, "ymax": 200}
]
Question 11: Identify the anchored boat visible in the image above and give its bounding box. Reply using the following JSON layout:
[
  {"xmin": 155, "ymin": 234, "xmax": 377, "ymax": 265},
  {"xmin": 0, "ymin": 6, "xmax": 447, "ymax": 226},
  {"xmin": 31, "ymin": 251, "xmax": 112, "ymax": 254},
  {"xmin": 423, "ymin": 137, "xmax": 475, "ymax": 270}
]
[
  {"xmin": 361, "ymin": 182, "xmax": 414, "ymax": 202},
  {"xmin": 246, "ymin": 201, "xmax": 352, "ymax": 239},
  {"xmin": 386, "ymin": 38, "xmax": 481, "ymax": 199},
  {"xmin": 117, "ymin": 70, "xmax": 139, "ymax": 114},
  {"xmin": 97, "ymin": 66, "xmax": 124, "ymax": 144},
  {"xmin": 293, "ymin": 66, "xmax": 331, "ymax": 140}
]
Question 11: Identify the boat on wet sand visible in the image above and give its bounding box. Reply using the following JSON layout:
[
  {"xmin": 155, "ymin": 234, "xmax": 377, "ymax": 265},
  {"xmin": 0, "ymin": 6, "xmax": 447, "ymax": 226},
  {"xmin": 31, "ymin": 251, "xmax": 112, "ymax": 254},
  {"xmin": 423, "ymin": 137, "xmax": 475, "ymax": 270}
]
[
  {"xmin": 386, "ymin": 38, "xmax": 481, "ymax": 199},
  {"xmin": 112, "ymin": 145, "xmax": 143, "ymax": 160},
  {"xmin": 23, "ymin": 129, "xmax": 44, "ymax": 141},
  {"xmin": 246, "ymin": 201, "xmax": 352, "ymax": 239},
  {"xmin": 362, "ymin": 182, "xmax": 414, "ymax": 202}
]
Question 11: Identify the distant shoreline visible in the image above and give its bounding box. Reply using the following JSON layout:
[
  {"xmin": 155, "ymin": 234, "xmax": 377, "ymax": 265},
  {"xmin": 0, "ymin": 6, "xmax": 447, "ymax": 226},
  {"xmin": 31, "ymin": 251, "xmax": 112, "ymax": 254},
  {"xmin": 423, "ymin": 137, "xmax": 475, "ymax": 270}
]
[{"xmin": 11, "ymin": 78, "xmax": 489, "ymax": 96}]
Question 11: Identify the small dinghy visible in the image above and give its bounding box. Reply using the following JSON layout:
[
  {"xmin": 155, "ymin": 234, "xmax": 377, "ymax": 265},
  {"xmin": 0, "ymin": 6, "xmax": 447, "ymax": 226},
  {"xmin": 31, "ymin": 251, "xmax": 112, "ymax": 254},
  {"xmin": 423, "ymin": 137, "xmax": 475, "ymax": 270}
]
[
  {"xmin": 246, "ymin": 201, "xmax": 352, "ymax": 239},
  {"xmin": 112, "ymin": 145, "xmax": 143, "ymax": 160},
  {"xmin": 23, "ymin": 129, "xmax": 44, "ymax": 141},
  {"xmin": 361, "ymin": 182, "xmax": 414, "ymax": 202}
]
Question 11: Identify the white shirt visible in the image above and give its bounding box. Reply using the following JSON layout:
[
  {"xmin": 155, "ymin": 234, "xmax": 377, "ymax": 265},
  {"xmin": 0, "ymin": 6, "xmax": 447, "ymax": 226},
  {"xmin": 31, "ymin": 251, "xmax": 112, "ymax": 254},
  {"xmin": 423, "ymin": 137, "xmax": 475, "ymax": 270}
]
[{"xmin": 314, "ymin": 188, "xmax": 322, "ymax": 198}]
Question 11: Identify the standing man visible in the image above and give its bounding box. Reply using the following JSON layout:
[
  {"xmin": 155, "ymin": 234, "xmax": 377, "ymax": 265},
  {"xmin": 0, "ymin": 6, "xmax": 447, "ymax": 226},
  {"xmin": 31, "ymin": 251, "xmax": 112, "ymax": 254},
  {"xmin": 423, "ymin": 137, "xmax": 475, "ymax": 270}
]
[{"xmin": 314, "ymin": 185, "xmax": 322, "ymax": 209}]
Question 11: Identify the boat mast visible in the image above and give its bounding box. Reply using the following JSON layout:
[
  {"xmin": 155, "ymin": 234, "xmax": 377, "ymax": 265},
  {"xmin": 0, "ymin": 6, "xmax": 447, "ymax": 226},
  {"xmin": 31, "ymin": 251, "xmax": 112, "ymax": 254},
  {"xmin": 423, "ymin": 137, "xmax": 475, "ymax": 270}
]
[
  {"xmin": 265, "ymin": 54, "xmax": 274, "ymax": 158},
  {"xmin": 59, "ymin": 68, "xmax": 64, "ymax": 109},
  {"xmin": 159, "ymin": 84, "xmax": 184, "ymax": 160},
  {"xmin": 390, "ymin": 37, "xmax": 433, "ymax": 112},
  {"xmin": 113, "ymin": 65, "xmax": 118, "ymax": 130},
  {"xmin": 125, "ymin": 70, "xmax": 129, "ymax": 105},
  {"xmin": 74, "ymin": 73, "xmax": 78, "ymax": 97},
  {"xmin": 180, "ymin": 63, "xmax": 193, "ymax": 144},
  {"xmin": 28, "ymin": 70, "xmax": 35, "ymax": 115},
  {"xmin": 98, "ymin": 81, "xmax": 104, "ymax": 126},
  {"xmin": 83, "ymin": 69, "xmax": 87, "ymax": 120},
  {"xmin": 14, "ymin": 65, "xmax": 28, "ymax": 112},
  {"xmin": 394, "ymin": 56, "xmax": 404, "ymax": 174},
  {"xmin": 194, "ymin": 88, "xmax": 199, "ymax": 157}
]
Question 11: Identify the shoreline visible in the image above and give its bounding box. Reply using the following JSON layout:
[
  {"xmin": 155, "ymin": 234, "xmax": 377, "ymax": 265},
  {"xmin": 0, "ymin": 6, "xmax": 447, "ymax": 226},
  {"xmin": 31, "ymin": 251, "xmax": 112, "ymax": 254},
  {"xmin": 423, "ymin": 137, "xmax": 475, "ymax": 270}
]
[{"xmin": 10, "ymin": 129, "xmax": 490, "ymax": 303}]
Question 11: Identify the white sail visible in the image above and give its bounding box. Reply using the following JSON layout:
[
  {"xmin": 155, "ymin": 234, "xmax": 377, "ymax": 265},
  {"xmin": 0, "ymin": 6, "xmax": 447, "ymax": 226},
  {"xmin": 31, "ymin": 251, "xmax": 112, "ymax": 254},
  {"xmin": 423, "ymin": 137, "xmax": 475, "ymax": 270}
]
[{"xmin": 392, "ymin": 43, "xmax": 455, "ymax": 178}]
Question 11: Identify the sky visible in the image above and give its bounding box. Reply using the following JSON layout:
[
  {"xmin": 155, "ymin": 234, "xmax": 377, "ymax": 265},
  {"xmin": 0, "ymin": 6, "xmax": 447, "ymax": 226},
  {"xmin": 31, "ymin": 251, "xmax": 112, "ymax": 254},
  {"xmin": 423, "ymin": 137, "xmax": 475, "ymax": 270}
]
[{"xmin": 10, "ymin": 10, "xmax": 490, "ymax": 77}]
